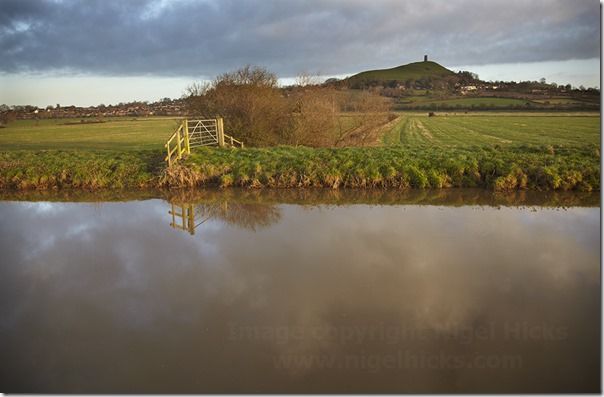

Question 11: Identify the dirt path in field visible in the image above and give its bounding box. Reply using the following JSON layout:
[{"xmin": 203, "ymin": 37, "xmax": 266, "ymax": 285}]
[
  {"xmin": 413, "ymin": 119, "xmax": 434, "ymax": 140},
  {"xmin": 482, "ymin": 134, "xmax": 512, "ymax": 144},
  {"xmin": 400, "ymin": 118, "xmax": 434, "ymax": 143}
]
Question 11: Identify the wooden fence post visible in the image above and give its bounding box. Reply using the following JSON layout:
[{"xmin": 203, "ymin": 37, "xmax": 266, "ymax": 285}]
[
  {"xmin": 217, "ymin": 117, "xmax": 225, "ymax": 147},
  {"xmin": 176, "ymin": 125, "xmax": 182, "ymax": 159},
  {"xmin": 183, "ymin": 119, "xmax": 190, "ymax": 155},
  {"xmin": 166, "ymin": 144, "xmax": 172, "ymax": 167}
]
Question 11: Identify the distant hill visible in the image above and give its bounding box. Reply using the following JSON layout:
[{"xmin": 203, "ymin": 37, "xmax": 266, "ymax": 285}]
[{"xmin": 346, "ymin": 60, "xmax": 456, "ymax": 86}]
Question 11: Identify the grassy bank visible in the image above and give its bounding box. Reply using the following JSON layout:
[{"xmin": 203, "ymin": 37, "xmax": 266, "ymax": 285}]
[
  {"xmin": 0, "ymin": 150, "xmax": 162, "ymax": 189},
  {"xmin": 0, "ymin": 145, "xmax": 599, "ymax": 191},
  {"xmin": 162, "ymin": 145, "xmax": 600, "ymax": 191}
]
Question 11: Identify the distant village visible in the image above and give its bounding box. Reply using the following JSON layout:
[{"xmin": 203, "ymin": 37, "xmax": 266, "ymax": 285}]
[
  {"xmin": 0, "ymin": 97, "xmax": 188, "ymax": 122},
  {"xmin": 1, "ymin": 73, "xmax": 600, "ymax": 125}
]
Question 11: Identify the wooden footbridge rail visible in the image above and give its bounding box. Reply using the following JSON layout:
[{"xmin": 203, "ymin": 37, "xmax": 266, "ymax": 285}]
[{"xmin": 165, "ymin": 117, "xmax": 243, "ymax": 167}]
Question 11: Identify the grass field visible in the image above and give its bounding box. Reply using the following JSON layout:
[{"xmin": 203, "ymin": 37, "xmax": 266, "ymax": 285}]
[
  {"xmin": 531, "ymin": 98, "xmax": 587, "ymax": 105},
  {"xmin": 399, "ymin": 97, "xmax": 531, "ymax": 107},
  {"xmin": 4, "ymin": 113, "xmax": 597, "ymax": 151},
  {"xmin": 0, "ymin": 117, "xmax": 180, "ymax": 150},
  {"xmin": 165, "ymin": 113, "xmax": 600, "ymax": 191},
  {"xmin": 0, "ymin": 113, "xmax": 600, "ymax": 191},
  {"xmin": 396, "ymin": 96, "xmax": 600, "ymax": 110},
  {"xmin": 0, "ymin": 116, "xmax": 371, "ymax": 151},
  {"xmin": 383, "ymin": 114, "xmax": 600, "ymax": 147}
]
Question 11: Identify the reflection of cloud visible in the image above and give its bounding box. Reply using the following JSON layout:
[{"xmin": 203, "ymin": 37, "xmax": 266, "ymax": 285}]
[
  {"xmin": 0, "ymin": 200, "xmax": 599, "ymax": 392},
  {"xmin": 222, "ymin": 206, "xmax": 598, "ymax": 349}
]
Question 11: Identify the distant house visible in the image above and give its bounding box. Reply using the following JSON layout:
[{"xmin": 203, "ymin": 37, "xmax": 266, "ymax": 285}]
[{"xmin": 460, "ymin": 85, "xmax": 478, "ymax": 95}]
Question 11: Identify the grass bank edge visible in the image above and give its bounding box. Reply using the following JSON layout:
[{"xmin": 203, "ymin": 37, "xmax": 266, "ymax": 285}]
[
  {"xmin": 0, "ymin": 150, "xmax": 163, "ymax": 189},
  {"xmin": 1, "ymin": 145, "xmax": 599, "ymax": 191}
]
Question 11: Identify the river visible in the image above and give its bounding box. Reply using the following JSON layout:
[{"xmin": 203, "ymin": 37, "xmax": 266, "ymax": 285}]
[{"xmin": 0, "ymin": 189, "xmax": 599, "ymax": 392}]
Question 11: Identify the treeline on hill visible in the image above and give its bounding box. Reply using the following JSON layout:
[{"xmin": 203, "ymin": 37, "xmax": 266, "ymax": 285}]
[
  {"xmin": 328, "ymin": 68, "xmax": 599, "ymax": 96},
  {"xmin": 186, "ymin": 66, "xmax": 392, "ymax": 147},
  {"xmin": 339, "ymin": 70, "xmax": 477, "ymax": 91},
  {"xmin": 324, "ymin": 68, "xmax": 599, "ymax": 111}
]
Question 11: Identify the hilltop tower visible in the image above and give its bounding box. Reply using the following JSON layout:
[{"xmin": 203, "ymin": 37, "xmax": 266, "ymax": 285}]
[{"xmin": 424, "ymin": 55, "xmax": 428, "ymax": 62}]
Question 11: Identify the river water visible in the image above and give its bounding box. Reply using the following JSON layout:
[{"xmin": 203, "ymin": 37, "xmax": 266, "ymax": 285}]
[{"xmin": 0, "ymin": 189, "xmax": 600, "ymax": 393}]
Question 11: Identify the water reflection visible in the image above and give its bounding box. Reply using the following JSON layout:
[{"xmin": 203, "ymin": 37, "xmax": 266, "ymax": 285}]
[
  {"xmin": 169, "ymin": 201, "xmax": 281, "ymax": 234},
  {"xmin": 0, "ymin": 187, "xmax": 599, "ymax": 207},
  {"xmin": 0, "ymin": 191, "xmax": 599, "ymax": 393},
  {"xmin": 162, "ymin": 188, "xmax": 598, "ymax": 236}
]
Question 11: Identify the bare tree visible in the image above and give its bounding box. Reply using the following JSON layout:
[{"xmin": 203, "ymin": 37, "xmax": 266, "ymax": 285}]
[
  {"xmin": 186, "ymin": 65, "xmax": 290, "ymax": 146},
  {"xmin": 186, "ymin": 65, "xmax": 393, "ymax": 147},
  {"xmin": 289, "ymin": 86, "xmax": 339, "ymax": 146},
  {"xmin": 295, "ymin": 72, "xmax": 323, "ymax": 87},
  {"xmin": 185, "ymin": 81, "xmax": 211, "ymax": 97}
]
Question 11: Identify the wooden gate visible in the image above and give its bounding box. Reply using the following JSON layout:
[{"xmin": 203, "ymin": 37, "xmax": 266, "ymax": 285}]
[
  {"xmin": 187, "ymin": 119, "xmax": 220, "ymax": 148},
  {"xmin": 165, "ymin": 117, "xmax": 243, "ymax": 167}
]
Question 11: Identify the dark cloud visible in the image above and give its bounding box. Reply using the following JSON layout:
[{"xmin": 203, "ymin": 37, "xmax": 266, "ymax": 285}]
[{"xmin": 0, "ymin": 0, "xmax": 600, "ymax": 78}]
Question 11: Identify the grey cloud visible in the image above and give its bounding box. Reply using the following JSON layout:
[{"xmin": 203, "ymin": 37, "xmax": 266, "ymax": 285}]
[{"xmin": 0, "ymin": 0, "xmax": 600, "ymax": 78}]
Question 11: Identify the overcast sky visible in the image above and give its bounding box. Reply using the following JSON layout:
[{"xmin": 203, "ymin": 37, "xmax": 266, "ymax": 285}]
[{"xmin": 0, "ymin": 0, "xmax": 600, "ymax": 106}]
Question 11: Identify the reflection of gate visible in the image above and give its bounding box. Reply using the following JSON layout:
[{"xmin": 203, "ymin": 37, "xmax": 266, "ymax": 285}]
[
  {"xmin": 169, "ymin": 203, "xmax": 196, "ymax": 235},
  {"xmin": 168, "ymin": 202, "xmax": 229, "ymax": 235},
  {"xmin": 164, "ymin": 117, "xmax": 244, "ymax": 167}
]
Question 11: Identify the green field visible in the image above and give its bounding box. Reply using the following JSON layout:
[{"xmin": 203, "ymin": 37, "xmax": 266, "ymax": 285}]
[
  {"xmin": 0, "ymin": 113, "xmax": 600, "ymax": 191},
  {"xmin": 0, "ymin": 116, "xmax": 370, "ymax": 151},
  {"xmin": 383, "ymin": 114, "xmax": 600, "ymax": 147},
  {"xmin": 161, "ymin": 113, "xmax": 600, "ymax": 191},
  {"xmin": 399, "ymin": 97, "xmax": 531, "ymax": 108},
  {"xmin": 531, "ymin": 98, "xmax": 586, "ymax": 105},
  {"xmin": 3, "ymin": 113, "xmax": 597, "ymax": 151},
  {"xmin": 0, "ymin": 117, "xmax": 180, "ymax": 150}
]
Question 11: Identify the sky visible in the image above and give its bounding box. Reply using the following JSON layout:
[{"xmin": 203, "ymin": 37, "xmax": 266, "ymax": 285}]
[{"xmin": 0, "ymin": 0, "xmax": 600, "ymax": 107}]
